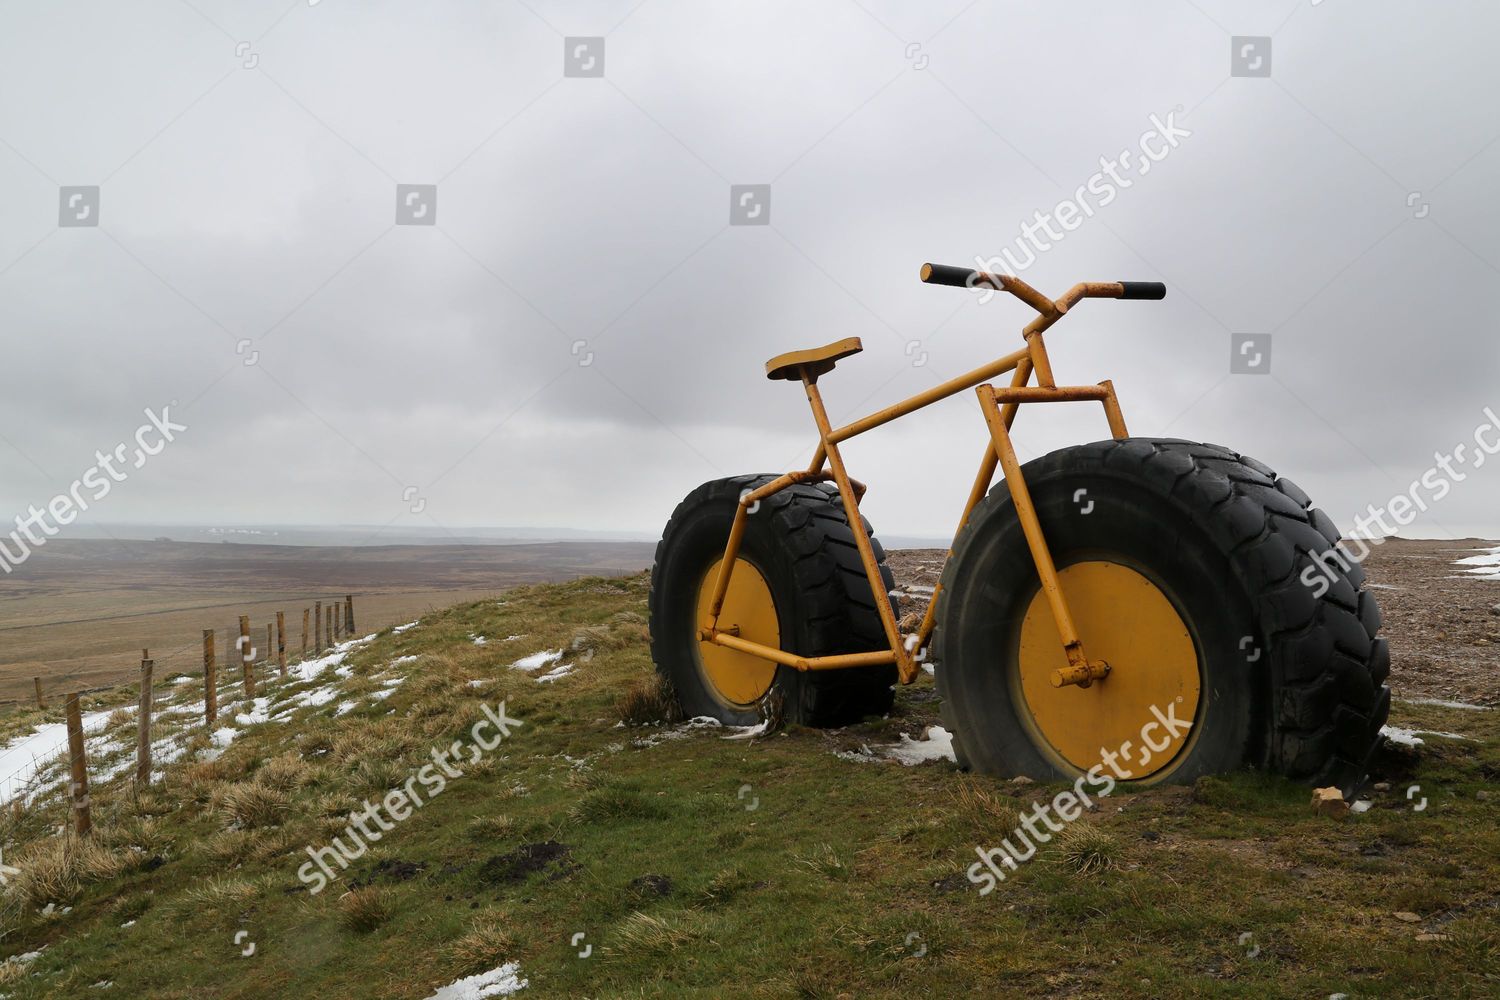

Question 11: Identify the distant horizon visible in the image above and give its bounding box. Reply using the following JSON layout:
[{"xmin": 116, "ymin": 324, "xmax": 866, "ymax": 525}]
[{"xmin": 37, "ymin": 521, "xmax": 1500, "ymax": 548}]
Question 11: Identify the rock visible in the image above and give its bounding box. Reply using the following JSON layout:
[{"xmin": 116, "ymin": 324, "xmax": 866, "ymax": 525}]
[
  {"xmin": 1476, "ymin": 639, "xmax": 1491, "ymax": 647},
  {"xmin": 1490, "ymin": 603, "xmax": 1500, "ymax": 616},
  {"xmin": 1415, "ymin": 933, "xmax": 1450, "ymax": 942},
  {"xmin": 1476, "ymin": 790, "xmax": 1490, "ymax": 801},
  {"xmin": 1373, "ymin": 782, "xmax": 1391, "ymax": 792},
  {"xmin": 1311, "ymin": 786, "xmax": 1350, "ymax": 818},
  {"xmin": 1010, "ymin": 775, "xmax": 1034, "ymax": 786},
  {"xmin": 1393, "ymin": 911, "xmax": 1421, "ymax": 923}
]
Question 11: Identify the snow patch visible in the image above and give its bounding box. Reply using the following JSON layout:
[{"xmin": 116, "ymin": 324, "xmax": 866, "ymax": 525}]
[
  {"xmin": 1381, "ymin": 725, "xmax": 1472, "ymax": 747},
  {"xmin": 510, "ymin": 649, "xmax": 562, "ymax": 673},
  {"xmin": 393, "ymin": 621, "xmax": 420, "ymax": 634},
  {"xmin": 629, "ymin": 716, "xmax": 724, "ymax": 748},
  {"xmin": 722, "ymin": 720, "xmax": 770, "ymax": 740},
  {"xmin": 1454, "ymin": 545, "xmax": 1500, "ymax": 580},
  {"xmin": 836, "ymin": 726, "xmax": 956, "ymax": 766},
  {"xmin": 422, "ymin": 961, "xmax": 527, "ymax": 999},
  {"xmin": 234, "ymin": 698, "xmax": 272, "ymax": 726},
  {"xmin": 535, "ymin": 664, "xmax": 574, "ymax": 683},
  {"xmin": 0, "ymin": 709, "xmax": 114, "ymax": 804}
]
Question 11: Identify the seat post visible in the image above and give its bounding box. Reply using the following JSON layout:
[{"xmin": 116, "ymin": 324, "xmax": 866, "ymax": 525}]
[{"xmin": 800, "ymin": 369, "xmax": 916, "ymax": 684}]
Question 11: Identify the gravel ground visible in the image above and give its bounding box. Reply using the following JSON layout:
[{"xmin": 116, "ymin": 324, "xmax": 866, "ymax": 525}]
[{"xmin": 887, "ymin": 537, "xmax": 1500, "ymax": 707}]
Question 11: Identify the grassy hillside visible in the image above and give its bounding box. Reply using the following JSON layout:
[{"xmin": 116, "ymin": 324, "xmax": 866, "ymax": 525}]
[{"xmin": 0, "ymin": 573, "xmax": 1495, "ymax": 998}]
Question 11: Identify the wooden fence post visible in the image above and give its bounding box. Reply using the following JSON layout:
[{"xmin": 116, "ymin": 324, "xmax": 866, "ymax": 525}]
[
  {"xmin": 33, "ymin": 677, "xmax": 44, "ymax": 710},
  {"xmin": 276, "ymin": 611, "xmax": 287, "ymax": 678},
  {"xmin": 332, "ymin": 599, "xmax": 340, "ymax": 642},
  {"xmin": 346, "ymin": 594, "xmax": 354, "ymax": 636},
  {"xmin": 302, "ymin": 608, "xmax": 309, "ymax": 656},
  {"xmin": 239, "ymin": 615, "xmax": 255, "ymax": 699},
  {"xmin": 315, "ymin": 602, "xmax": 322, "ymax": 654},
  {"xmin": 203, "ymin": 628, "xmax": 217, "ymax": 724},
  {"xmin": 136, "ymin": 655, "xmax": 153, "ymax": 786},
  {"xmin": 65, "ymin": 692, "xmax": 91, "ymax": 836}
]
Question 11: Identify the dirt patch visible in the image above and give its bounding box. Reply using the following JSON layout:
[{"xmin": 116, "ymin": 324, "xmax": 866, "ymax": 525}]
[
  {"xmin": 628, "ymin": 873, "xmax": 673, "ymax": 898},
  {"xmin": 477, "ymin": 840, "xmax": 574, "ymax": 886},
  {"xmin": 929, "ymin": 873, "xmax": 969, "ymax": 893},
  {"xmin": 372, "ymin": 859, "xmax": 427, "ymax": 882},
  {"xmin": 888, "ymin": 538, "xmax": 1500, "ymax": 706}
]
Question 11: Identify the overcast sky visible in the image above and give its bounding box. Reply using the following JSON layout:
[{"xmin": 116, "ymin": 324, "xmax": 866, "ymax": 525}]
[{"xmin": 2, "ymin": 0, "xmax": 1497, "ymax": 544}]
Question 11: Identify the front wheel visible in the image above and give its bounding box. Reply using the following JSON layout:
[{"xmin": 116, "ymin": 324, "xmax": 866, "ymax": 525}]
[{"xmin": 934, "ymin": 438, "xmax": 1389, "ymax": 792}]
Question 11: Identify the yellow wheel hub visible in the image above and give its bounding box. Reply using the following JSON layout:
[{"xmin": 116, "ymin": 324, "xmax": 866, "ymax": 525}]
[
  {"xmin": 695, "ymin": 557, "xmax": 780, "ymax": 708},
  {"xmin": 1016, "ymin": 561, "xmax": 1200, "ymax": 779}
]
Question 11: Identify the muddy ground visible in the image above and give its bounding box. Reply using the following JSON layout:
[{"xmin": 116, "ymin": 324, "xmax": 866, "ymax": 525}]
[{"xmin": 888, "ymin": 537, "xmax": 1500, "ymax": 707}]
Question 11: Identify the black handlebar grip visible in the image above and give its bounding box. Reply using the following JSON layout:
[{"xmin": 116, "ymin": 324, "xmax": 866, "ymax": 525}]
[
  {"xmin": 1118, "ymin": 281, "xmax": 1166, "ymax": 300},
  {"xmin": 920, "ymin": 263, "xmax": 980, "ymax": 288}
]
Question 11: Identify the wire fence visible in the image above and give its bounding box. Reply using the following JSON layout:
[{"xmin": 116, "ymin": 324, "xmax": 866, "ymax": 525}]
[{"xmin": 0, "ymin": 594, "xmax": 359, "ymax": 841}]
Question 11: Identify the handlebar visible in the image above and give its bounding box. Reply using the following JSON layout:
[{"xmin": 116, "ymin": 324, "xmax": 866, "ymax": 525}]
[
  {"xmin": 920, "ymin": 263, "xmax": 1165, "ymax": 302},
  {"xmin": 1118, "ymin": 281, "xmax": 1167, "ymax": 300}
]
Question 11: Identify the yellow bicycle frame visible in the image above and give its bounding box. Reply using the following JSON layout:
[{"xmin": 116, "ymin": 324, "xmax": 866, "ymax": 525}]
[{"xmin": 698, "ymin": 265, "xmax": 1157, "ymax": 690}]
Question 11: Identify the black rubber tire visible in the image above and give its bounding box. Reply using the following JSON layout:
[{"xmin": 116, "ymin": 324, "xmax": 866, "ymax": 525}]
[
  {"xmin": 934, "ymin": 438, "xmax": 1389, "ymax": 793},
  {"xmin": 648, "ymin": 475, "xmax": 898, "ymax": 727}
]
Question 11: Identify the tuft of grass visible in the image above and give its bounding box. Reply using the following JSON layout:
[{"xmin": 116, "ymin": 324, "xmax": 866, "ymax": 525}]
[
  {"xmin": 570, "ymin": 779, "xmax": 669, "ymax": 823},
  {"xmin": 1053, "ymin": 822, "xmax": 1118, "ymax": 878},
  {"xmin": 448, "ymin": 911, "xmax": 515, "ymax": 973},
  {"xmin": 345, "ymin": 757, "xmax": 406, "ymax": 795},
  {"xmin": 954, "ymin": 774, "xmax": 1020, "ymax": 833},
  {"xmin": 256, "ymin": 752, "xmax": 314, "ymax": 792},
  {"xmin": 609, "ymin": 911, "xmax": 705, "ymax": 956},
  {"xmin": 182, "ymin": 876, "xmax": 260, "ymax": 909},
  {"xmin": 792, "ymin": 843, "xmax": 850, "ymax": 881},
  {"xmin": 615, "ymin": 673, "xmax": 684, "ymax": 727},
  {"xmin": 128, "ymin": 788, "xmax": 176, "ymax": 818},
  {"xmin": 99, "ymin": 816, "xmax": 169, "ymax": 857},
  {"xmin": 6, "ymin": 835, "xmax": 132, "ymax": 906},
  {"xmin": 467, "ymin": 814, "xmax": 515, "ymax": 841},
  {"xmin": 699, "ymin": 866, "xmax": 757, "ymax": 908},
  {"xmin": 338, "ymin": 887, "xmax": 393, "ymax": 934},
  {"xmin": 215, "ymin": 781, "xmax": 291, "ymax": 829},
  {"xmin": 199, "ymin": 829, "xmax": 252, "ymax": 867}
]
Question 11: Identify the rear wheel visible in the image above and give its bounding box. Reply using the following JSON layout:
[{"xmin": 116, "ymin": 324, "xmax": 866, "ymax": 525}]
[
  {"xmin": 934, "ymin": 438, "xmax": 1389, "ymax": 792},
  {"xmin": 649, "ymin": 475, "xmax": 898, "ymax": 727}
]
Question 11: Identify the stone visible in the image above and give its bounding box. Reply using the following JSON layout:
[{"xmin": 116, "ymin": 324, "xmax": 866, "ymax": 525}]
[
  {"xmin": 1393, "ymin": 911, "xmax": 1421, "ymax": 923},
  {"xmin": 1311, "ymin": 786, "xmax": 1350, "ymax": 818}
]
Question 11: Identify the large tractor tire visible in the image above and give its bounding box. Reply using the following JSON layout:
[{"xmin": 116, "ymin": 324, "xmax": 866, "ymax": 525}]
[
  {"xmin": 649, "ymin": 475, "xmax": 898, "ymax": 727},
  {"xmin": 934, "ymin": 438, "xmax": 1389, "ymax": 793}
]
